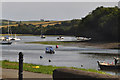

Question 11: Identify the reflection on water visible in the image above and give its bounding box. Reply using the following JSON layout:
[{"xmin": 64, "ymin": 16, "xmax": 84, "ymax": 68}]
[
  {"xmin": 1, "ymin": 36, "xmax": 120, "ymax": 75},
  {"xmin": 99, "ymin": 70, "xmax": 120, "ymax": 75}
]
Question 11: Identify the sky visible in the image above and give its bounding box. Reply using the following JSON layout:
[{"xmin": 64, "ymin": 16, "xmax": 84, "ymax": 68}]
[
  {"xmin": 1, "ymin": 0, "xmax": 120, "ymax": 2},
  {"xmin": 1, "ymin": 1, "xmax": 119, "ymax": 21}
]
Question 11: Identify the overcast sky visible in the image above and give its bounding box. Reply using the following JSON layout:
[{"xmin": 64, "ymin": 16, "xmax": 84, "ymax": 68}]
[{"xmin": 1, "ymin": 2, "xmax": 119, "ymax": 21}]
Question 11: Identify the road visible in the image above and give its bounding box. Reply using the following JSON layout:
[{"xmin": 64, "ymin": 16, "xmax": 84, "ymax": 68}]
[{"xmin": 2, "ymin": 68, "xmax": 52, "ymax": 79}]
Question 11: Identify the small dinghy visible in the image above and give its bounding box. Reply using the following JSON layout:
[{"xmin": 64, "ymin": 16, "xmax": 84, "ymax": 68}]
[{"xmin": 45, "ymin": 46, "xmax": 55, "ymax": 54}]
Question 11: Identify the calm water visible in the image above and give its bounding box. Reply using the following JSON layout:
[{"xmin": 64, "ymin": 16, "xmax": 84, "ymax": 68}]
[{"xmin": 1, "ymin": 36, "xmax": 120, "ymax": 75}]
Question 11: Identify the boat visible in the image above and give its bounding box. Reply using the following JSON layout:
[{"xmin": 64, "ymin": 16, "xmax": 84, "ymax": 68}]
[
  {"xmin": 76, "ymin": 36, "xmax": 91, "ymax": 41},
  {"xmin": 40, "ymin": 26, "xmax": 46, "ymax": 39},
  {"xmin": 57, "ymin": 36, "xmax": 64, "ymax": 40},
  {"xmin": 0, "ymin": 35, "xmax": 13, "ymax": 41},
  {"xmin": 0, "ymin": 37, "xmax": 5, "ymax": 40},
  {"xmin": 45, "ymin": 46, "xmax": 55, "ymax": 54},
  {"xmin": 97, "ymin": 57, "xmax": 120, "ymax": 70},
  {"xmin": 1, "ymin": 21, "xmax": 13, "ymax": 41},
  {"xmin": 0, "ymin": 40, "xmax": 12, "ymax": 45},
  {"xmin": 41, "ymin": 35, "xmax": 46, "ymax": 38},
  {"xmin": 10, "ymin": 34, "xmax": 21, "ymax": 41},
  {"xmin": 76, "ymin": 37, "xmax": 84, "ymax": 40},
  {"xmin": 7, "ymin": 20, "xmax": 13, "ymax": 40}
]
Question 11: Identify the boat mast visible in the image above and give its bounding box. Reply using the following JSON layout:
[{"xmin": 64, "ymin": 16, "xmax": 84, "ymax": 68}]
[
  {"xmin": 8, "ymin": 20, "xmax": 9, "ymax": 36},
  {"xmin": 40, "ymin": 24, "xmax": 42, "ymax": 35},
  {"xmin": 41, "ymin": 27, "xmax": 42, "ymax": 35},
  {"xmin": 8, "ymin": 20, "xmax": 13, "ymax": 37},
  {"xmin": 15, "ymin": 34, "xmax": 16, "ymax": 38}
]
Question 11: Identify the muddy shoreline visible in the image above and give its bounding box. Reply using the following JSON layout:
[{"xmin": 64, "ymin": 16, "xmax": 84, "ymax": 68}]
[{"xmin": 62, "ymin": 41, "xmax": 120, "ymax": 49}]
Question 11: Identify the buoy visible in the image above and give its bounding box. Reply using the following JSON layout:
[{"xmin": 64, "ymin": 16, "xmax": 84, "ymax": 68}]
[
  {"xmin": 56, "ymin": 45, "xmax": 58, "ymax": 48},
  {"xmin": 49, "ymin": 59, "xmax": 51, "ymax": 62},
  {"xmin": 40, "ymin": 56, "xmax": 43, "ymax": 58},
  {"xmin": 81, "ymin": 65, "xmax": 83, "ymax": 67},
  {"xmin": 112, "ymin": 62, "xmax": 113, "ymax": 64}
]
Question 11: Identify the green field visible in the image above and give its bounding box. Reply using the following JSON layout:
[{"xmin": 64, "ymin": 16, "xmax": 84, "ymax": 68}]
[
  {"xmin": 0, "ymin": 20, "xmax": 62, "ymax": 28},
  {"xmin": 25, "ymin": 41, "xmax": 77, "ymax": 45}
]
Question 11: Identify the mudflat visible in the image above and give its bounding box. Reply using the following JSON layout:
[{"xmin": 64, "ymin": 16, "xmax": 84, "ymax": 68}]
[{"xmin": 63, "ymin": 42, "xmax": 120, "ymax": 49}]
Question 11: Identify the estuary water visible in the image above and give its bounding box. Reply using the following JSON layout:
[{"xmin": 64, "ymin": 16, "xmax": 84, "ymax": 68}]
[{"xmin": 1, "ymin": 36, "xmax": 120, "ymax": 75}]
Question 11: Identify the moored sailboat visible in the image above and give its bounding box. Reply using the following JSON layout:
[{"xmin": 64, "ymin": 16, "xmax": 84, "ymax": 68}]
[
  {"xmin": 10, "ymin": 34, "xmax": 21, "ymax": 41},
  {"xmin": 40, "ymin": 26, "xmax": 46, "ymax": 38}
]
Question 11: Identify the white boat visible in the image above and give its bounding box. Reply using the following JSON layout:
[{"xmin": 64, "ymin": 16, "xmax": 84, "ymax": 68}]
[
  {"xmin": 7, "ymin": 21, "xmax": 20, "ymax": 41},
  {"xmin": 1, "ymin": 21, "xmax": 13, "ymax": 41},
  {"xmin": 11, "ymin": 37, "xmax": 21, "ymax": 41},
  {"xmin": 41, "ymin": 35, "xmax": 46, "ymax": 38},
  {"xmin": 40, "ymin": 26, "xmax": 46, "ymax": 39},
  {"xmin": 57, "ymin": 36, "xmax": 64, "ymax": 40},
  {"xmin": 76, "ymin": 36, "xmax": 91, "ymax": 41},
  {"xmin": 0, "ymin": 37, "xmax": 5, "ymax": 40},
  {"xmin": 10, "ymin": 34, "xmax": 21, "ymax": 41},
  {"xmin": 2, "ymin": 36, "xmax": 12, "ymax": 41},
  {"xmin": 76, "ymin": 37, "xmax": 84, "ymax": 40}
]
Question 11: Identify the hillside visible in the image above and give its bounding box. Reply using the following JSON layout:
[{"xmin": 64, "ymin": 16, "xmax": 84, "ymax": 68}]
[{"xmin": 76, "ymin": 6, "xmax": 120, "ymax": 41}]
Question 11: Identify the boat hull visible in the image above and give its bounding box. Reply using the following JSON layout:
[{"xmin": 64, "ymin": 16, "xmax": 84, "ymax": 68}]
[
  {"xmin": 99, "ymin": 65, "xmax": 120, "ymax": 70},
  {"xmin": 57, "ymin": 36, "xmax": 64, "ymax": 40},
  {"xmin": 97, "ymin": 61, "xmax": 120, "ymax": 70},
  {"xmin": 46, "ymin": 52, "xmax": 55, "ymax": 54},
  {"xmin": 0, "ymin": 42, "xmax": 12, "ymax": 45},
  {"xmin": 41, "ymin": 37, "xmax": 46, "ymax": 38}
]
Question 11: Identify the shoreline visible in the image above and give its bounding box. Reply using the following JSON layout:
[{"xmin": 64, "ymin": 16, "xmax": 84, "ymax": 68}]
[
  {"xmin": 63, "ymin": 42, "xmax": 120, "ymax": 49},
  {"xmin": 26, "ymin": 41, "xmax": 120, "ymax": 49}
]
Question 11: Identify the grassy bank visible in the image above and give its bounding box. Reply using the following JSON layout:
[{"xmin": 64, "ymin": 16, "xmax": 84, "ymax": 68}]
[
  {"xmin": 25, "ymin": 41, "xmax": 77, "ymax": 45},
  {"xmin": 26, "ymin": 41, "xmax": 120, "ymax": 49},
  {"xmin": 1, "ymin": 60, "xmax": 108, "ymax": 75}
]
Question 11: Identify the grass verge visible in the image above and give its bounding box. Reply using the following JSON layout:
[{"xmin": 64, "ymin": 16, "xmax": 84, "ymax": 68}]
[
  {"xmin": 25, "ymin": 41, "xmax": 77, "ymax": 45},
  {"xmin": 1, "ymin": 60, "xmax": 108, "ymax": 75}
]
